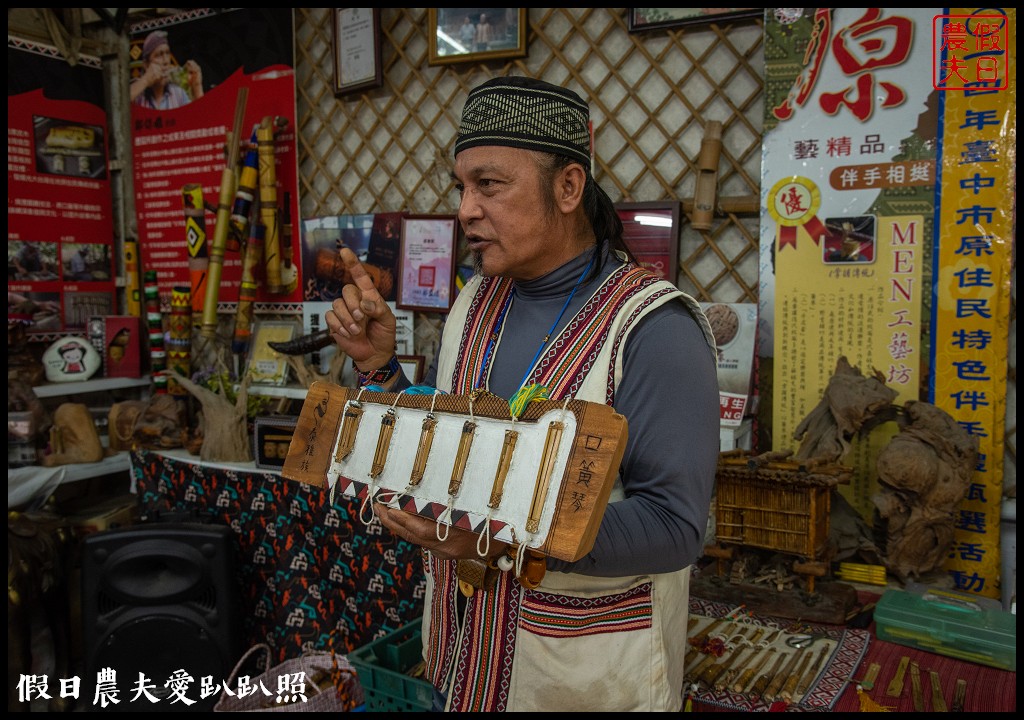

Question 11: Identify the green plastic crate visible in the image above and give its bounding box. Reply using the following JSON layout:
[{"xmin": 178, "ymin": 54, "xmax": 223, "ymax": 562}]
[{"xmin": 349, "ymin": 620, "xmax": 434, "ymax": 712}]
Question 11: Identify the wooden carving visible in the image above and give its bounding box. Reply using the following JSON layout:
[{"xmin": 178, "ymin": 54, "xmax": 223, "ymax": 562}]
[{"xmin": 169, "ymin": 369, "xmax": 254, "ymax": 463}]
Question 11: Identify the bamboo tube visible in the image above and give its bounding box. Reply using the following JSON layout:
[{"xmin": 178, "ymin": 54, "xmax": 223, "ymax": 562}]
[
  {"xmin": 182, "ymin": 183, "xmax": 208, "ymax": 320},
  {"xmin": 123, "ymin": 238, "xmax": 142, "ymax": 317},
  {"xmin": 232, "ymin": 195, "xmax": 263, "ymax": 354},
  {"xmin": 280, "ymin": 190, "xmax": 298, "ymax": 293},
  {"xmin": 779, "ymin": 649, "xmax": 813, "ymax": 702},
  {"xmin": 751, "ymin": 650, "xmax": 788, "ymax": 697},
  {"xmin": 167, "ymin": 286, "xmax": 191, "ymax": 395},
  {"xmin": 258, "ymin": 116, "xmax": 283, "ymax": 293},
  {"xmin": 201, "ymin": 87, "xmax": 248, "ymax": 339},
  {"xmin": 795, "ymin": 644, "xmax": 831, "ymax": 698},
  {"xmin": 690, "ymin": 120, "xmax": 722, "ymax": 230},
  {"xmin": 734, "ymin": 647, "xmax": 776, "ymax": 693},
  {"xmin": 228, "ymin": 130, "xmax": 259, "ymax": 252},
  {"xmin": 763, "ymin": 649, "xmax": 803, "ymax": 702}
]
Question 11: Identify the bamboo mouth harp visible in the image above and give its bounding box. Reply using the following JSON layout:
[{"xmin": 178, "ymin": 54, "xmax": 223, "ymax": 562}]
[{"xmin": 281, "ymin": 382, "xmax": 628, "ymax": 564}]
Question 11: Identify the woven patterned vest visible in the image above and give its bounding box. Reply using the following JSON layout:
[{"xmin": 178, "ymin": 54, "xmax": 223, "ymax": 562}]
[{"xmin": 423, "ymin": 261, "xmax": 712, "ymax": 711}]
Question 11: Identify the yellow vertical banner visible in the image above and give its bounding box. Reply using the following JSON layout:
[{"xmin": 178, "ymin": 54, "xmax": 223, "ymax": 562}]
[
  {"xmin": 761, "ymin": 9, "xmax": 936, "ymax": 516},
  {"xmin": 933, "ymin": 8, "xmax": 1015, "ymax": 599}
]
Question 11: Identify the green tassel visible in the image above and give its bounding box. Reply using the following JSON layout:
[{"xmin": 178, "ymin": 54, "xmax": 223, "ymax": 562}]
[{"xmin": 508, "ymin": 383, "xmax": 551, "ymax": 418}]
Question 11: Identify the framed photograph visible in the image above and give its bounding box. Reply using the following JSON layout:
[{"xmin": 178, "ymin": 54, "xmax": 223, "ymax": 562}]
[
  {"xmin": 246, "ymin": 321, "xmax": 297, "ymax": 386},
  {"xmin": 627, "ymin": 8, "xmax": 761, "ymax": 32},
  {"xmin": 397, "ymin": 215, "xmax": 458, "ymax": 313},
  {"xmin": 332, "ymin": 8, "xmax": 383, "ymax": 96},
  {"xmin": 615, "ymin": 201, "xmax": 681, "ymax": 284},
  {"xmin": 397, "ymin": 354, "xmax": 426, "ymax": 384},
  {"xmin": 429, "ymin": 9, "xmax": 528, "ymax": 66}
]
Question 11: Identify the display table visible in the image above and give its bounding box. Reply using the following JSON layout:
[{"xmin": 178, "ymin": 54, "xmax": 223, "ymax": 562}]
[
  {"xmin": 687, "ymin": 589, "xmax": 1016, "ymax": 713},
  {"xmin": 129, "ymin": 448, "xmax": 425, "ymax": 663}
]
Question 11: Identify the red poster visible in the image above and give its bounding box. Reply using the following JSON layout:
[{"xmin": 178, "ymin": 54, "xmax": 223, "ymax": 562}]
[
  {"xmin": 8, "ymin": 41, "xmax": 116, "ymax": 335},
  {"xmin": 129, "ymin": 9, "xmax": 301, "ymax": 309}
]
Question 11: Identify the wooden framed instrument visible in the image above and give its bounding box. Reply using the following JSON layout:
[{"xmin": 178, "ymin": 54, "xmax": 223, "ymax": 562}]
[{"xmin": 281, "ymin": 382, "xmax": 628, "ymax": 564}]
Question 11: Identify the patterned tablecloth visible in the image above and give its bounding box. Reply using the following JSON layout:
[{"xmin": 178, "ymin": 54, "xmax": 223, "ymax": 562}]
[{"xmin": 130, "ymin": 448, "xmax": 426, "ymax": 663}]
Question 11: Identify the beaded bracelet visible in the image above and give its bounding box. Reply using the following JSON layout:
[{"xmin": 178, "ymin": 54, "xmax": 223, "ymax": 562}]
[{"xmin": 356, "ymin": 354, "xmax": 401, "ymax": 386}]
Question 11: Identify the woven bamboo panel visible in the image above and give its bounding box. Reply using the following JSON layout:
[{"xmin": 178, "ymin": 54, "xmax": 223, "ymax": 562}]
[{"xmin": 293, "ymin": 8, "xmax": 764, "ymax": 306}]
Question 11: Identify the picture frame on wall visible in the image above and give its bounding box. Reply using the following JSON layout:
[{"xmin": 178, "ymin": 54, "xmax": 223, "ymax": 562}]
[
  {"xmin": 615, "ymin": 201, "xmax": 681, "ymax": 285},
  {"xmin": 246, "ymin": 320, "xmax": 297, "ymax": 386},
  {"xmin": 397, "ymin": 354, "xmax": 426, "ymax": 384},
  {"xmin": 398, "ymin": 215, "xmax": 458, "ymax": 313},
  {"xmin": 332, "ymin": 8, "xmax": 383, "ymax": 96},
  {"xmin": 428, "ymin": 8, "xmax": 528, "ymax": 66},
  {"xmin": 627, "ymin": 8, "xmax": 761, "ymax": 32}
]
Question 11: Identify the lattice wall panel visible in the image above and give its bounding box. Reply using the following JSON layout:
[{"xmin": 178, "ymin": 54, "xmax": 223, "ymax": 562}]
[{"xmin": 294, "ymin": 8, "xmax": 765, "ymax": 304}]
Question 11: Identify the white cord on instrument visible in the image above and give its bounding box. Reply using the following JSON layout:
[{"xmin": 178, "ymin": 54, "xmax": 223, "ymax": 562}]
[
  {"xmin": 359, "ymin": 480, "xmax": 380, "ymax": 527},
  {"xmin": 476, "ymin": 513, "xmax": 492, "ymax": 557},
  {"xmin": 513, "ymin": 540, "xmax": 528, "ymax": 578},
  {"xmin": 436, "ymin": 499, "xmax": 454, "ymax": 542}
]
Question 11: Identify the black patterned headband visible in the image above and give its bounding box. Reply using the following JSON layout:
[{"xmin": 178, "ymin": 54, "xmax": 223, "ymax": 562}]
[{"xmin": 454, "ymin": 76, "xmax": 592, "ymax": 169}]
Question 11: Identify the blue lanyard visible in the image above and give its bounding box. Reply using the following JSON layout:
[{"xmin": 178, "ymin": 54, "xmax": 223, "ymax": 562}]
[{"xmin": 474, "ymin": 251, "xmax": 596, "ymax": 393}]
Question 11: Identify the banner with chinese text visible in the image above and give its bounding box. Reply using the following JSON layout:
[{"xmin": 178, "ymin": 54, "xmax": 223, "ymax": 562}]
[
  {"xmin": 8, "ymin": 39, "xmax": 117, "ymax": 335},
  {"xmin": 761, "ymin": 7, "xmax": 1014, "ymax": 600},
  {"xmin": 931, "ymin": 8, "xmax": 1015, "ymax": 599},
  {"xmin": 129, "ymin": 8, "xmax": 300, "ymax": 311}
]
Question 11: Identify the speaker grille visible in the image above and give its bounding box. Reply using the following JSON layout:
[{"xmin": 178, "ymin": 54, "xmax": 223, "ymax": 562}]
[{"xmin": 81, "ymin": 523, "xmax": 242, "ymax": 712}]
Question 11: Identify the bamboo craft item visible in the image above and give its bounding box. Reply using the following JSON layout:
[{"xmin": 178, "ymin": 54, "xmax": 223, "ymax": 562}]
[
  {"xmin": 257, "ymin": 116, "xmax": 284, "ymax": 294},
  {"xmin": 751, "ymin": 651, "xmax": 788, "ymax": 697},
  {"xmin": 201, "ymin": 87, "xmax": 248, "ymax": 339},
  {"xmin": 711, "ymin": 449, "xmax": 852, "ymax": 593},
  {"xmin": 279, "ymin": 190, "xmax": 298, "ymax": 294},
  {"xmin": 232, "ymin": 194, "xmax": 263, "ymax": 354},
  {"xmin": 144, "ymin": 271, "xmax": 166, "ymax": 393},
  {"xmin": 794, "ymin": 643, "xmax": 831, "ymax": 699},
  {"xmin": 763, "ymin": 649, "xmax": 804, "ymax": 702},
  {"xmin": 182, "ymin": 183, "xmax": 208, "ymax": 318},
  {"xmin": 228, "ymin": 129, "xmax": 259, "ymax": 253},
  {"xmin": 690, "ymin": 120, "xmax": 722, "ymax": 230},
  {"xmin": 733, "ymin": 646, "xmax": 776, "ymax": 693},
  {"xmin": 282, "ymin": 383, "xmax": 628, "ymax": 583},
  {"xmin": 123, "ymin": 238, "xmax": 142, "ymax": 317},
  {"xmin": 696, "ymin": 626, "xmax": 748, "ymax": 685},
  {"xmin": 929, "ymin": 669, "xmax": 947, "ymax": 712},
  {"xmin": 779, "ymin": 650, "xmax": 814, "ymax": 702},
  {"xmin": 167, "ymin": 286, "xmax": 191, "ymax": 395},
  {"xmin": 885, "ymin": 656, "xmax": 910, "ymax": 697}
]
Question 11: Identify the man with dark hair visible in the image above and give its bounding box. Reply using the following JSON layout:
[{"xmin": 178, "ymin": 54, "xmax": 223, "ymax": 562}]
[{"xmin": 325, "ymin": 76, "xmax": 719, "ymax": 711}]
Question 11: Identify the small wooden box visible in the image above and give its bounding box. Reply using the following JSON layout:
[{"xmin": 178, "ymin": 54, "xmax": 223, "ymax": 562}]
[{"xmin": 253, "ymin": 415, "xmax": 298, "ymax": 469}]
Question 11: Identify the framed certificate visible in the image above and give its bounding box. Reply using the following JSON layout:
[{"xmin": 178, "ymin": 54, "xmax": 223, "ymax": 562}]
[
  {"xmin": 332, "ymin": 8, "xmax": 383, "ymax": 96},
  {"xmin": 397, "ymin": 215, "xmax": 458, "ymax": 313},
  {"xmin": 246, "ymin": 321, "xmax": 296, "ymax": 385}
]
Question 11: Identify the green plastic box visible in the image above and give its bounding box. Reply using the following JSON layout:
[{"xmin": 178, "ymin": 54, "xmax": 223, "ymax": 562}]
[
  {"xmin": 348, "ymin": 620, "xmax": 434, "ymax": 712},
  {"xmin": 874, "ymin": 587, "xmax": 1015, "ymax": 671}
]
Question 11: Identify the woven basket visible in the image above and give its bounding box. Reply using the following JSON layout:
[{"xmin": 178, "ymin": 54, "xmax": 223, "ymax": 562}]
[{"xmin": 213, "ymin": 644, "xmax": 364, "ymax": 712}]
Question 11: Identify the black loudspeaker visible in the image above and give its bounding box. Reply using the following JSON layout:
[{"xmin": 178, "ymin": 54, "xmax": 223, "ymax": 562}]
[{"xmin": 81, "ymin": 523, "xmax": 243, "ymax": 712}]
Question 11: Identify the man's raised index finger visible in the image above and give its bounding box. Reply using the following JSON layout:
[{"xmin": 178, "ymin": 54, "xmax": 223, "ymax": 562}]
[{"xmin": 339, "ymin": 247, "xmax": 381, "ymax": 297}]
